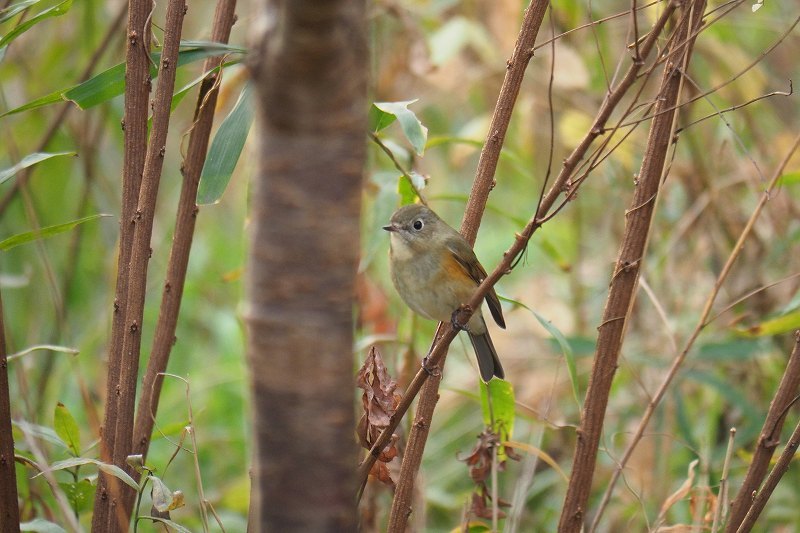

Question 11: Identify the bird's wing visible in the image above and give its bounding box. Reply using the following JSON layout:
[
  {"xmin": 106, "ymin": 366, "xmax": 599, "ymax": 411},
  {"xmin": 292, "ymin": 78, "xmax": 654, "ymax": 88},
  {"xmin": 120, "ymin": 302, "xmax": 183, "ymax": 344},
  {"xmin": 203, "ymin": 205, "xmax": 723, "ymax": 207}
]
[{"xmin": 447, "ymin": 239, "xmax": 506, "ymax": 329}]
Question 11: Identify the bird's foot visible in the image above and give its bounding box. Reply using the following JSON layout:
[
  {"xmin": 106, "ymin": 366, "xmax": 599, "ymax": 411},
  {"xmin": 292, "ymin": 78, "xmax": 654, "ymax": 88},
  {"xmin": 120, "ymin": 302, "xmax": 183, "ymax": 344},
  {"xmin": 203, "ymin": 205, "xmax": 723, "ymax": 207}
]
[
  {"xmin": 450, "ymin": 305, "xmax": 472, "ymax": 332},
  {"xmin": 421, "ymin": 356, "xmax": 442, "ymax": 377}
]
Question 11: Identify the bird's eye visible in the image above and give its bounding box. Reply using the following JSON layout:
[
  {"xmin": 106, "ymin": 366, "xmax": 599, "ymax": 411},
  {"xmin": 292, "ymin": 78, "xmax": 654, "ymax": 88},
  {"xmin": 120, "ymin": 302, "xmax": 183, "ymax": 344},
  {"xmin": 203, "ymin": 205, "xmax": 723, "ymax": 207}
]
[{"xmin": 412, "ymin": 219, "xmax": 424, "ymax": 231}]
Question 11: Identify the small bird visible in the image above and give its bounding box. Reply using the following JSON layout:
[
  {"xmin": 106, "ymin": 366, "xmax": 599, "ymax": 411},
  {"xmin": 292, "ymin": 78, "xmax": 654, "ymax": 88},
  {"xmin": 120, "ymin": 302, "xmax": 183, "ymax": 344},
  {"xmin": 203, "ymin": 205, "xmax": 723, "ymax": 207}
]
[{"xmin": 383, "ymin": 203, "xmax": 506, "ymax": 381}]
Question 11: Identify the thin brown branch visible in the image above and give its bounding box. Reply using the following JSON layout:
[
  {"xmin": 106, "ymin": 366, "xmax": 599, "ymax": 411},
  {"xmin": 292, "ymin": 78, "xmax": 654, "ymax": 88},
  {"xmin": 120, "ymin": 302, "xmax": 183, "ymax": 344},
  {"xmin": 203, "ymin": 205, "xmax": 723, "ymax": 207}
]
[
  {"xmin": 92, "ymin": 0, "xmax": 153, "ymax": 528},
  {"xmin": 0, "ymin": 291, "xmax": 20, "ymax": 531},
  {"xmin": 127, "ymin": 0, "xmax": 238, "ymax": 516},
  {"xmin": 559, "ymin": 2, "xmax": 707, "ymax": 531},
  {"xmin": 589, "ymin": 130, "xmax": 800, "ymax": 532},
  {"xmin": 735, "ymin": 408, "xmax": 800, "ymax": 532},
  {"xmin": 132, "ymin": 0, "xmax": 237, "ymax": 465},
  {"xmin": 385, "ymin": 1, "xmax": 550, "ymax": 529},
  {"xmin": 677, "ymin": 81, "xmax": 793, "ymax": 134},
  {"xmin": 537, "ymin": 0, "xmax": 676, "ymax": 222},
  {"xmin": 368, "ymin": 131, "xmax": 426, "ymax": 204},
  {"xmin": 94, "ymin": 1, "xmax": 188, "ymax": 530},
  {"xmin": 726, "ymin": 333, "xmax": 800, "ymax": 531}
]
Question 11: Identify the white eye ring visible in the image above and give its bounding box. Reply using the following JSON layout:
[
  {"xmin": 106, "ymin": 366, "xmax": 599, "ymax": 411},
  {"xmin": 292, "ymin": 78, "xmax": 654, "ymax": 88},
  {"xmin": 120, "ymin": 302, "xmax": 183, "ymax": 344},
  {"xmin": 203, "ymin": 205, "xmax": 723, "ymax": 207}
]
[{"xmin": 412, "ymin": 219, "xmax": 424, "ymax": 231}]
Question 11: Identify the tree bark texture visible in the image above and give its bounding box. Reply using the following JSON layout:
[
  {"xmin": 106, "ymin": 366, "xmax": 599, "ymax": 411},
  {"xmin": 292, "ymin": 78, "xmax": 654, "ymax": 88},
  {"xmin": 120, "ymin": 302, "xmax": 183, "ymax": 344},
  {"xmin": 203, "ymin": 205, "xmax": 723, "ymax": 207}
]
[
  {"xmin": 557, "ymin": 1, "xmax": 707, "ymax": 531},
  {"xmin": 247, "ymin": 1, "xmax": 366, "ymax": 530}
]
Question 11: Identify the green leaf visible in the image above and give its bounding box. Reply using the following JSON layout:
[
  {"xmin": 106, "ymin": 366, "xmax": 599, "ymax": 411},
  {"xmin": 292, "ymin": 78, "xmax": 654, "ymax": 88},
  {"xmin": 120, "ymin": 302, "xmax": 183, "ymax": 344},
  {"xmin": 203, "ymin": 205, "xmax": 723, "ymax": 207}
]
[
  {"xmin": 525, "ymin": 304, "xmax": 581, "ymax": 410},
  {"xmin": 53, "ymin": 403, "xmax": 81, "ymax": 456},
  {"xmin": 778, "ymin": 171, "xmax": 800, "ymax": 186},
  {"xmin": 12, "ymin": 419, "xmax": 68, "ymax": 449},
  {"xmin": 197, "ymin": 83, "xmax": 253, "ymax": 205},
  {"xmin": 368, "ymin": 103, "xmax": 397, "ymax": 132},
  {"xmin": 0, "ymin": 213, "xmax": 111, "ymax": 251},
  {"xmin": 1, "ymin": 41, "xmax": 245, "ymax": 117},
  {"xmin": 374, "ymin": 100, "xmax": 428, "ymax": 155},
  {"xmin": 19, "ymin": 518, "xmax": 66, "ymax": 533},
  {"xmin": 0, "ymin": 151, "xmax": 75, "ymax": 186},
  {"xmin": 58, "ymin": 478, "xmax": 94, "ymax": 514},
  {"xmin": 480, "ymin": 379, "xmax": 515, "ymax": 441},
  {"xmin": 44, "ymin": 458, "xmax": 139, "ymax": 490},
  {"xmin": 737, "ymin": 310, "xmax": 800, "ymax": 337},
  {"xmin": 7, "ymin": 344, "xmax": 79, "ymax": 363},
  {"xmin": 0, "ymin": 0, "xmax": 72, "ymax": 49},
  {"xmin": 138, "ymin": 517, "xmax": 192, "ymax": 533},
  {"xmin": 0, "ymin": 0, "xmax": 41, "ymax": 24}
]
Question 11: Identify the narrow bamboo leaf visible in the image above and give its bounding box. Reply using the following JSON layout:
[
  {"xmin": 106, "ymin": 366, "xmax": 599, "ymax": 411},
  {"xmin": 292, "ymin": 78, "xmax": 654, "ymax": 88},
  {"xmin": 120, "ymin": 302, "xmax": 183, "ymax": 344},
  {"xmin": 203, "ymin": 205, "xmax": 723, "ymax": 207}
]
[
  {"xmin": 517, "ymin": 303, "xmax": 582, "ymax": 410},
  {"xmin": 12, "ymin": 419, "xmax": 68, "ymax": 449},
  {"xmin": 43, "ymin": 458, "xmax": 139, "ymax": 489},
  {"xmin": 197, "ymin": 83, "xmax": 253, "ymax": 205},
  {"xmin": 0, "ymin": 151, "xmax": 75, "ymax": 186},
  {"xmin": 7, "ymin": 344, "xmax": 79, "ymax": 362},
  {"xmin": 0, "ymin": 0, "xmax": 72, "ymax": 49},
  {"xmin": 738, "ymin": 310, "xmax": 800, "ymax": 337},
  {"xmin": 0, "ymin": 0, "xmax": 41, "ymax": 24},
  {"xmin": 0, "ymin": 213, "xmax": 111, "ymax": 251},
  {"xmin": 479, "ymin": 378, "xmax": 515, "ymax": 445},
  {"xmin": 504, "ymin": 440, "xmax": 569, "ymax": 481},
  {"xmin": 778, "ymin": 171, "xmax": 800, "ymax": 185},
  {"xmin": 53, "ymin": 402, "xmax": 81, "ymax": 456},
  {"xmin": 64, "ymin": 44, "xmax": 241, "ymax": 110},
  {"xmin": 1, "ymin": 42, "xmax": 245, "ymax": 117},
  {"xmin": 0, "ymin": 87, "xmax": 62, "ymax": 116},
  {"xmin": 374, "ymin": 100, "xmax": 428, "ymax": 155},
  {"xmin": 19, "ymin": 519, "xmax": 66, "ymax": 533}
]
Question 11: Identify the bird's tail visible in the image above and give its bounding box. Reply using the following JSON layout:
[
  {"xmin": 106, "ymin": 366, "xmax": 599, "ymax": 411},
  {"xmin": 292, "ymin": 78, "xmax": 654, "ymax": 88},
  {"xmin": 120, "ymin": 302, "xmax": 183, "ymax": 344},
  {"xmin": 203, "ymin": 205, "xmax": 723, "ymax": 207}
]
[{"xmin": 469, "ymin": 331, "xmax": 504, "ymax": 382}]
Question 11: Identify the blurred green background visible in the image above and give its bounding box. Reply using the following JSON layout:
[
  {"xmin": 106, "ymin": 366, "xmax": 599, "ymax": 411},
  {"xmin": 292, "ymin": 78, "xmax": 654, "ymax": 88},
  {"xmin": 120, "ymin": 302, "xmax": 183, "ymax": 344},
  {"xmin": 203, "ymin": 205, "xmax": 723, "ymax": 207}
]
[{"xmin": 1, "ymin": 0, "xmax": 799, "ymax": 530}]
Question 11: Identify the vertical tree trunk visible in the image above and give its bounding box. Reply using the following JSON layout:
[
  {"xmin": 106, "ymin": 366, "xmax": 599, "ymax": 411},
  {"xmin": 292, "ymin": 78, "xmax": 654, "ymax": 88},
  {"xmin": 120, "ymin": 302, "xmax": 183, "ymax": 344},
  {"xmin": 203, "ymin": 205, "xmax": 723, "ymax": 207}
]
[{"xmin": 246, "ymin": 1, "xmax": 366, "ymax": 530}]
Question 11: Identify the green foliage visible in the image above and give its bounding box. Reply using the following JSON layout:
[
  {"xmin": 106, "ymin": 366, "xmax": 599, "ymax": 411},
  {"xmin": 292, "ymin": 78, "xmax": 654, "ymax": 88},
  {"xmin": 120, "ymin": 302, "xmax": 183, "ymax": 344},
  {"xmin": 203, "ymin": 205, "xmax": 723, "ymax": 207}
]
[
  {"xmin": 2, "ymin": 0, "xmax": 799, "ymax": 530},
  {"xmin": 0, "ymin": 151, "xmax": 75, "ymax": 185},
  {"xmin": 198, "ymin": 83, "xmax": 253, "ymax": 205},
  {"xmin": 0, "ymin": 213, "xmax": 111, "ymax": 251}
]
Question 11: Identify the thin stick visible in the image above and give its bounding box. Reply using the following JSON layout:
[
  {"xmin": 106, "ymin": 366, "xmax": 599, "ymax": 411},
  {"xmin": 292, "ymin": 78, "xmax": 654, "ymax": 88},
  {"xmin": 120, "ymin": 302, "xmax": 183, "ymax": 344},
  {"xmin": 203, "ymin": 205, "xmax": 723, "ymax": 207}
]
[
  {"xmin": 92, "ymin": 0, "xmax": 153, "ymax": 528},
  {"xmin": 131, "ymin": 0, "xmax": 238, "ymax": 468},
  {"xmin": 735, "ymin": 415, "xmax": 800, "ymax": 533},
  {"xmin": 560, "ymin": 3, "xmax": 707, "ymax": 530},
  {"xmin": 0, "ymin": 291, "xmax": 20, "ymax": 530},
  {"xmin": 726, "ymin": 333, "xmax": 800, "ymax": 531},
  {"xmin": 590, "ymin": 132, "xmax": 800, "ymax": 532},
  {"xmin": 385, "ymin": 2, "xmax": 550, "ymax": 529},
  {"xmin": 711, "ymin": 428, "xmax": 736, "ymax": 533}
]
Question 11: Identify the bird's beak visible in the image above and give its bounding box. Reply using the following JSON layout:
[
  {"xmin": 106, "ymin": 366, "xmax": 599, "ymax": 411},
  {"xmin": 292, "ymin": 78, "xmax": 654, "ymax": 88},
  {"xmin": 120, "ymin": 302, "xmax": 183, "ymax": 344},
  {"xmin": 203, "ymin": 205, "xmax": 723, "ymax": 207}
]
[{"xmin": 383, "ymin": 223, "xmax": 398, "ymax": 232}]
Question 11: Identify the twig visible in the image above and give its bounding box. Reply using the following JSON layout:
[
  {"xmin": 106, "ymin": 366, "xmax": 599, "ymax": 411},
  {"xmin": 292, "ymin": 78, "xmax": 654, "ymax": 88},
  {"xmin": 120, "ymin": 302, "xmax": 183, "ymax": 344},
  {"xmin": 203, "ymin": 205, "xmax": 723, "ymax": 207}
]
[
  {"xmin": 560, "ymin": 2, "xmax": 707, "ymax": 531},
  {"xmin": 677, "ymin": 81, "xmax": 793, "ymax": 134},
  {"xmin": 589, "ymin": 131, "xmax": 800, "ymax": 531},
  {"xmin": 368, "ymin": 131, "xmax": 426, "ymax": 204},
  {"xmin": 726, "ymin": 333, "xmax": 800, "ymax": 531},
  {"xmin": 94, "ymin": 1, "xmax": 188, "ymax": 530},
  {"xmin": 711, "ymin": 428, "xmax": 736, "ymax": 533},
  {"xmin": 92, "ymin": 0, "xmax": 153, "ymax": 528},
  {"xmin": 0, "ymin": 291, "xmax": 20, "ymax": 530},
  {"xmin": 735, "ymin": 414, "xmax": 800, "ymax": 532},
  {"xmin": 131, "ymin": 0, "xmax": 237, "ymax": 475}
]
